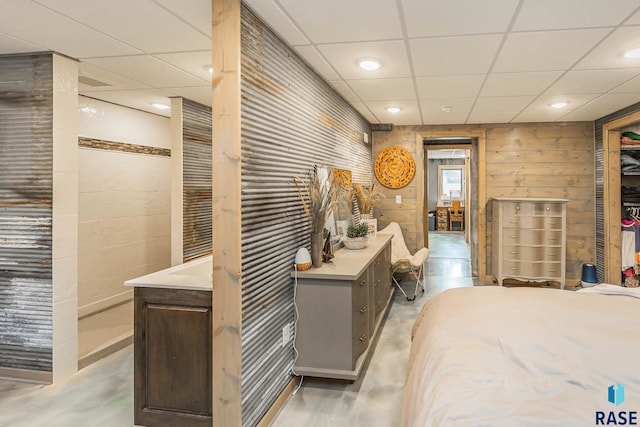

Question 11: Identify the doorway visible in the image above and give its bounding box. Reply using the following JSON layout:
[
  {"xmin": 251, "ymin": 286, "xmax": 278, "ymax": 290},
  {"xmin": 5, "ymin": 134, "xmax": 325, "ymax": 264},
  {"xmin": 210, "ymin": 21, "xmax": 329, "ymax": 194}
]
[{"xmin": 421, "ymin": 137, "xmax": 480, "ymax": 277}]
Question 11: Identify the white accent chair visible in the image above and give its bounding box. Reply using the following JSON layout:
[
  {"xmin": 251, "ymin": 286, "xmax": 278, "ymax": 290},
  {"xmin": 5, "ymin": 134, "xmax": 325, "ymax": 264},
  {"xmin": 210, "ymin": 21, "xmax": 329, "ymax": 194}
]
[{"xmin": 379, "ymin": 222, "xmax": 429, "ymax": 301}]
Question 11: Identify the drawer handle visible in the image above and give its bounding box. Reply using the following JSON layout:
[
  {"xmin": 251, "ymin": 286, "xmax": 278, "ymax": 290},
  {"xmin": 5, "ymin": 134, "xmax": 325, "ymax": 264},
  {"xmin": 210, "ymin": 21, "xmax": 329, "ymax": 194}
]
[
  {"xmin": 510, "ymin": 251, "xmax": 517, "ymax": 254},
  {"xmin": 548, "ymin": 223, "xmax": 556, "ymax": 227},
  {"xmin": 548, "ymin": 237, "xmax": 557, "ymax": 241},
  {"xmin": 547, "ymin": 252, "xmax": 556, "ymax": 256},
  {"xmin": 359, "ymin": 335, "xmax": 367, "ymax": 342},
  {"xmin": 548, "ymin": 269, "xmax": 556, "ymax": 272},
  {"xmin": 515, "ymin": 206, "xmax": 520, "ymax": 210},
  {"xmin": 360, "ymin": 280, "xmax": 366, "ymax": 287},
  {"xmin": 509, "ymin": 235, "xmax": 517, "ymax": 238},
  {"xmin": 546, "ymin": 207, "xmax": 550, "ymax": 211},
  {"xmin": 360, "ymin": 307, "xmax": 367, "ymax": 313},
  {"xmin": 509, "ymin": 220, "xmax": 517, "ymax": 223},
  {"xmin": 511, "ymin": 267, "xmax": 517, "ymax": 270}
]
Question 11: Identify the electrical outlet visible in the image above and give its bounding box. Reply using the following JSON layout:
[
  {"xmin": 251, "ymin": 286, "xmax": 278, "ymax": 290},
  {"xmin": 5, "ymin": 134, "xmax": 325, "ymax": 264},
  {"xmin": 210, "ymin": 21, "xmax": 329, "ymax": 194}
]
[{"xmin": 396, "ymin": 195, "xmax": 402, "ymax": 204}]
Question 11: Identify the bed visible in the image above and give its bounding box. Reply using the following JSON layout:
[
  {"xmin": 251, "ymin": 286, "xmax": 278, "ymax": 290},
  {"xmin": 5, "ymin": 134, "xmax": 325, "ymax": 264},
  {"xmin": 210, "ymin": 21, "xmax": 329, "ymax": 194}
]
[{"xmin": 402, "ymin": 285, "xmax": 640, "ymax": 427}]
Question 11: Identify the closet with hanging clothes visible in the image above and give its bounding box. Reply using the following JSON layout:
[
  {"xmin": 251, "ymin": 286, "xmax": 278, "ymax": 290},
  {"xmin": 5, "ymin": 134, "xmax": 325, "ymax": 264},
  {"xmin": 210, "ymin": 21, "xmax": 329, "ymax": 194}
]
[{"xmin": 620, "ymin": 125, "xmax": 640, "ymax": 287}]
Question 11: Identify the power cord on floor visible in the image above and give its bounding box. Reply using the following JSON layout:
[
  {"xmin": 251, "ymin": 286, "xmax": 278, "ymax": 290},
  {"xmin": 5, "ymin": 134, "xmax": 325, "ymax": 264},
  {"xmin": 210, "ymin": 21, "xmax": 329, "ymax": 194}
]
[{"xmin": 291, "ymin": 267, "xmax": 304, "ymax": 395}]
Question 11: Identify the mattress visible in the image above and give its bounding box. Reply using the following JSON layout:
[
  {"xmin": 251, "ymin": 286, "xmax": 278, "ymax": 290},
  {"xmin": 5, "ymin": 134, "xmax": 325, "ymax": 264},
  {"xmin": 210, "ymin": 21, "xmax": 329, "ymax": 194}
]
[{"xmin": 402, "ymin": 285, "xmax": 640, "ymax": 427}]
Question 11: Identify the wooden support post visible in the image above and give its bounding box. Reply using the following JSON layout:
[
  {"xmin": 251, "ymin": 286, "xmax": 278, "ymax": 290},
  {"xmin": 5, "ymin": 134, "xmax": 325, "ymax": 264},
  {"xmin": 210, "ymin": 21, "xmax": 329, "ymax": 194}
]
[{"xmin": 212, "ymin": 0, "xmax": 242, "ymax": 426}]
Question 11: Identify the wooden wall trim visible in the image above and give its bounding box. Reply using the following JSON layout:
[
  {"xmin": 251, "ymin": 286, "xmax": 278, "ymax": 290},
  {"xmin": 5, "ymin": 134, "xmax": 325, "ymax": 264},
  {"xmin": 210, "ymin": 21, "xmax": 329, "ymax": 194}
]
[
  {"xmin": 256, "ymin": 377, "xmax": 299, "ymax": 427},
  {"xmin": 602, "ymin": 110, "xmax": 640, "ymax": 283},
  {"xmin": 212, "ymin": 0, "xmax": 242, "ymax": 426},
  {"xmin": 417, "ymin": 129, "xmax": 487, "ymax": 279},
  {"xmin": 0, "ymin": 367, "xmax": 52, "ymax": 384}
]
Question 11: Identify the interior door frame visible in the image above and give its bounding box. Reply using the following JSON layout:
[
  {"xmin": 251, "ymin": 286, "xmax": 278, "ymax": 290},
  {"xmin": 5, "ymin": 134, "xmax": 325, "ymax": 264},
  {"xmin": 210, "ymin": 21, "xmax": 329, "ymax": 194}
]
[
  {"xmin": 416, "ymin": 130, "xmax": 486, "ymax": 280},
  {"xmin": 602, "ymin": 110, "xmax": 640, "ymax": 283}
]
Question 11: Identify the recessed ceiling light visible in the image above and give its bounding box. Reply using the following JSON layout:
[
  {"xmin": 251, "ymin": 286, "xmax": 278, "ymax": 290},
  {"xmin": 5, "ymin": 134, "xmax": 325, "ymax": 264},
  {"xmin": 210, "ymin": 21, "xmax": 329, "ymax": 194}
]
[
  {"xmin": 359, "ymin": 59, "xmax": 381, "ymax": 71},
  {"xmin": 551, "ymin": 102, "xmax": 568, "ymax": 109},
  {"xmin": 151, "ymin": 103, "xmax": 170, "ymax": 110},
  {"xmin": 441, "ymin": 105, "xmax": 452, "ymax": 113},
  {"xmin": 386, "ymin": 107, "xmax": 401, "ymax": 113},
  {"xmin": 624, "ymin": 47, "xmax": 640, "ymax": 59}
]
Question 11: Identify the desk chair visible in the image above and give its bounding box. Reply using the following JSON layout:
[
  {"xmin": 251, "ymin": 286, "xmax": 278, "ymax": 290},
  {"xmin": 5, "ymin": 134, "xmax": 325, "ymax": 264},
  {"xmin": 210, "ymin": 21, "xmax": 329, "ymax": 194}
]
[
  {"xmin": 449, "ymin": 201, "xmax": 464, "ymax": 231},
  {"xmin": 379, "ymin": 222, "xmax": 429, "ymax": 301}
]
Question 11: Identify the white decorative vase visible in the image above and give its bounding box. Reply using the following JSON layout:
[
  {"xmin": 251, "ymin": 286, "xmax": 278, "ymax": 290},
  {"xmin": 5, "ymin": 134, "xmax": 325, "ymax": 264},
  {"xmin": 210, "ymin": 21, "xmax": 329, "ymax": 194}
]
[{"xmin": 342, "ymin": 236, "xmax": 368, "ymax": 250}]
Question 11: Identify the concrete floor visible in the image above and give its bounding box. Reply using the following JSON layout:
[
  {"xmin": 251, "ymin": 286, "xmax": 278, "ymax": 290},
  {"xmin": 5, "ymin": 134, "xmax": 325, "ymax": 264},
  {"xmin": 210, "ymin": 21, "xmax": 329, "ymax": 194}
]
[{"xmin": 0, "ymin": 231, "xmax": 472, "ymax": 427}]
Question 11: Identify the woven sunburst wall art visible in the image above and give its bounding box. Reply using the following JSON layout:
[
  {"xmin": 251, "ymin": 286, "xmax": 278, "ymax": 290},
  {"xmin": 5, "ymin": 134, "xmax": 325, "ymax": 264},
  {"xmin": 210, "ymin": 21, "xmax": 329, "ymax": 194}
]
[
  {"xmin": 333, "ymin": 168, "xmax": 352, "ymax": 189},
  {"xmin": 374, "ymin": 146, "xmax": 416, "ymax": 189}
]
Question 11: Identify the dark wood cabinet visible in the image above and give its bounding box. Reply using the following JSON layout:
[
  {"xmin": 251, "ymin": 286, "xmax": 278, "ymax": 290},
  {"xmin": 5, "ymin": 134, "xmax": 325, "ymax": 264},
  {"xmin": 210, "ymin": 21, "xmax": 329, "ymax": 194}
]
[{"xmin": 134, "ymin": 287, "xmax": 212, "ymax": 427}]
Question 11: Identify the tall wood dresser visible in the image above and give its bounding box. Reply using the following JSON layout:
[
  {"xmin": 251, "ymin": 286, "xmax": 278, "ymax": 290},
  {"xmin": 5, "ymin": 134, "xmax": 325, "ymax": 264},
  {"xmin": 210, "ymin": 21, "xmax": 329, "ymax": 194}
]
[{"xmin": 491, "ymin": 197, "xmax": 568, "ymax": 289}]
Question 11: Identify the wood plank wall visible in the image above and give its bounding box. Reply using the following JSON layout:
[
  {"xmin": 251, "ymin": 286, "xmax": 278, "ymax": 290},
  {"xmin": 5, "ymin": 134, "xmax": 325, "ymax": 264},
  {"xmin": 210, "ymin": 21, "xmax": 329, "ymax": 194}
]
[{"xmin": 373, "ymin": 122, "xmax": 595, "ymax": 283}]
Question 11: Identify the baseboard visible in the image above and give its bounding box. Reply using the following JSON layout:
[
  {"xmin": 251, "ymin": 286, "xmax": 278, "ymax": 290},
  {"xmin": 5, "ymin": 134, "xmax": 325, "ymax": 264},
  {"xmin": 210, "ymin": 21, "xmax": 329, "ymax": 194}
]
[
  {"xmin": 78, "ymin": 290, "xmax": 133, "ymax": 319},
  {"xmin": 0, "ymin": 366, "xmax": 52, "ymax": 384},
  {"xmin": 257, "ymin": 376, "xmax": 300, "ymax": 427},
  {"xmin": 78, "ymin": 333, "xmax": 133, "ymax": 370}
]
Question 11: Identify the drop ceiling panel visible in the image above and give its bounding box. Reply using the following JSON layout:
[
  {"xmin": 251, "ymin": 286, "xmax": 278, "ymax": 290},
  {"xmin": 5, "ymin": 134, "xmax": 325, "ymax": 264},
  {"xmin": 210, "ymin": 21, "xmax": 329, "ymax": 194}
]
[
  {"xmin": 577, "ymin": 93, "xmax": 640, "ymax": 112},
  {"xmin": 79, "ymin": 62, "xmax": 151, "ymax": 91},
  {"xmin": 467, "ymin": 111, "xmax": 518, "ymax": 124},
  {"xmin": 318, "ymin": 41, "xmax": 411, "ymax": 80},
  {"xmin": 348, "ymin": 78, "xmax": 415, "ymax": 101},
  {"xmin": 365, "ymin": 100, "xmax": 422, "ymax": 125},
  {"xmin": 523, "ymin": 93, "xmax": 600, "ymax": 114},
  {"xmin": 294, "ymin": 46, "xmax": 340, "ymax": 81},
  {"xmin": 420, "ymin": 98, "xmax": 474, "ymax": 116},
  {"xmin": 545, "ymin": 69, "xmax": 640, "ymax": 95},
  {"xmin": 402, "ymin": 0, "xmax": 519, "ymax": 37},
  {"xmin": 350, "ymin": 101, "xmax": 379, "ymax": 123},
  {"xmin": 84, "ymin": 56, "xmax": 208, "ymax": 88},
  {"xmin": 81, "ymin": 88, "xmax": 175, "ymax": 117},
  {"xmin": 626, "ymin": 9, "xmax": 640, "ymax": 25},
  {"xmin": 560, "ymin": 109, "xmax": 612, "ymax": 122},
  {"xmin": 481, "ymin": 71, "xmax": 563, "ymax": 96},
  {"xmin": 513, "ymin": 0, "xmax": 640, "ymax": 31},
  {"xmin": 153, "ymin": 0, "xmax": 212, "ymax": 37},
  {"xmin": 0, "ymin": 33, "xmax": 43, "ymax": 54},
  {"xmin": 422, "ymin": 112, "xmax": 469, "ymax": 125},
  {"xmin": 410, "ymin": 35, "xmax": 502, "ymax": 76},
  {"xmin": 416, "ymin": 75, "xmax": 484, "ymax": 99},
  {"xmin": 0, "ymin": 1, "xmax": 140, "ymax": 58},
  {"xmin": 154, "ymin": 51, "xmax": 213, "ymax": 83},
  {"xmin": 473, "ymin": 96, "xmax": 535, "ymax": 113},
  {"xmin": 511, "ymin": 111, "xmax": 569, "ymax": 123},
  {"xmin": 329, "ymin": 81, "xmax": 360, "ymax": 102},
  {"xmin": 493, "ymin": 29, "xmax": 610, "ymax": 72},
  {"xmin": 34, "ymin": 0, "xmax": 211, "ymax": 53},
  {"xmin": 575, "ymin": 26, "xmax": 640, "ymax": 70},
  {"xmin": 243, "ymin": 0, "xmax": 310, "ymax": 46},
  {"xmin": 612, "ymin": 75, "xmax": 640, "ymax": 93},
  {"xmin": 277, "ymin": 0, "xmax": 403, "ymax": 43}
]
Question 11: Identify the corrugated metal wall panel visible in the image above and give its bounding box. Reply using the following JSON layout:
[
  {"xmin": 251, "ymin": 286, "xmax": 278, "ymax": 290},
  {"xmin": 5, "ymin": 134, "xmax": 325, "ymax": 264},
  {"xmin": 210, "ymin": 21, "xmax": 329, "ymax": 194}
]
[
  {"xmin": 182, "ymin": 99, "xmax": 213, "ymax": 262},
  {"xmin": 594, "ymin": 102, "xmax": 640, "ymax": 283},
  {"xmin": 240, "ymin": 6, "xmax": 372, "ymax": 426},
  {"xmin": 0, "ymin": 53, "xmax": 53, "ymax": 372}
]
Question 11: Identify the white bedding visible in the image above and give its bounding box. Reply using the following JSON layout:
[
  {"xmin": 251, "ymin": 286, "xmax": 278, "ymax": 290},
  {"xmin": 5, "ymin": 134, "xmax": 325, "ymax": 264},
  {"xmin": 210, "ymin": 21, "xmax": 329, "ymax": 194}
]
[{"xmin": 402, "ymin": 285, "xmax": 640, "ymax": 427}]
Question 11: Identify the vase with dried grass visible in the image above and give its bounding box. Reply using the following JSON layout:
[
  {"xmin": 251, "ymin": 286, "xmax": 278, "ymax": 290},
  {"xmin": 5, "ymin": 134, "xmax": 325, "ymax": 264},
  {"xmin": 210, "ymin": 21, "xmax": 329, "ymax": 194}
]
[
  {"xmin": 353, "ymin": 182, "xmax": 384, "ymax": 223},
  {"xmin": 294, "ymin": 167, "xmax": 339, "ymax": 268}
]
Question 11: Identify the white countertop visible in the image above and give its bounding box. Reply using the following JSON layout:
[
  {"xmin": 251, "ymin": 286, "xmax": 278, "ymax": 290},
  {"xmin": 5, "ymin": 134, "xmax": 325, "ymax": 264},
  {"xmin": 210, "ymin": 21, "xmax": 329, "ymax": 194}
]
[
  {"xmin": 293, "ymin": 234, "xmax": 392, "ymax": 281},
  {"xmin": 124, "ymin": 255, "xmax": 212, "ymax": 291}
]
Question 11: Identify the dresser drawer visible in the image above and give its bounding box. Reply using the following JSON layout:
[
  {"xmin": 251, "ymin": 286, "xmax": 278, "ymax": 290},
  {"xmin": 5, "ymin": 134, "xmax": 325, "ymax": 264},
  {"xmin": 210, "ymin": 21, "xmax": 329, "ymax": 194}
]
[
  {"xmin": 533, "ymin": 203, "xmax": 563, "ymax": 216},
  {"xmin": 502, "ymin": 260, "xmax": 563, "ymax": 278},
  {"xmin": 502, "ymin": 229, "xmax": 562, "ymax": 246},
  {"xmin": 351, "ymin": 319, "xmax": 369, "ymax": 367},
  {"xmin": 503, "ymin": 215, "xmax": 562, "ymax": 230},
  {"xmin": 502, "ymin": 202, "xmax": 533, "ymax": 216},
  {"xmin": 503, "ymin": 245, "xmax": 562, "ymax": 261}
]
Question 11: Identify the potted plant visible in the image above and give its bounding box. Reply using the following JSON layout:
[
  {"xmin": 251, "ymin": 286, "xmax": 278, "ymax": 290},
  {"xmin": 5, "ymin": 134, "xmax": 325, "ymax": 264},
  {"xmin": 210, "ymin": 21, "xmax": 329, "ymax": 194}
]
[
  {"xmin": 294, "ymin": 167, "xmax": 339, "ymax": 267},
  {"xmin": 342, "ymin": 222, "xmax": 370, "ymax": 250},
  {"xmin": 353, "ymin": 182, "xmax": 384, "ymax": 221}
]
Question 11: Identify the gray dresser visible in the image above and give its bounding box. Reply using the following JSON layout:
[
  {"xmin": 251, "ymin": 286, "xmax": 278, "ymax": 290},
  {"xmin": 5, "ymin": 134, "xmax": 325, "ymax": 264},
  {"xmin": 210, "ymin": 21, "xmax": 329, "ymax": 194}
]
[
  {"xmin": 292, "ymin": 234, "xmax": 392, "ymax": 380},
  {"xmin": 491, "ymin": 197, "xmax": 568, "ymax": 289}
]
